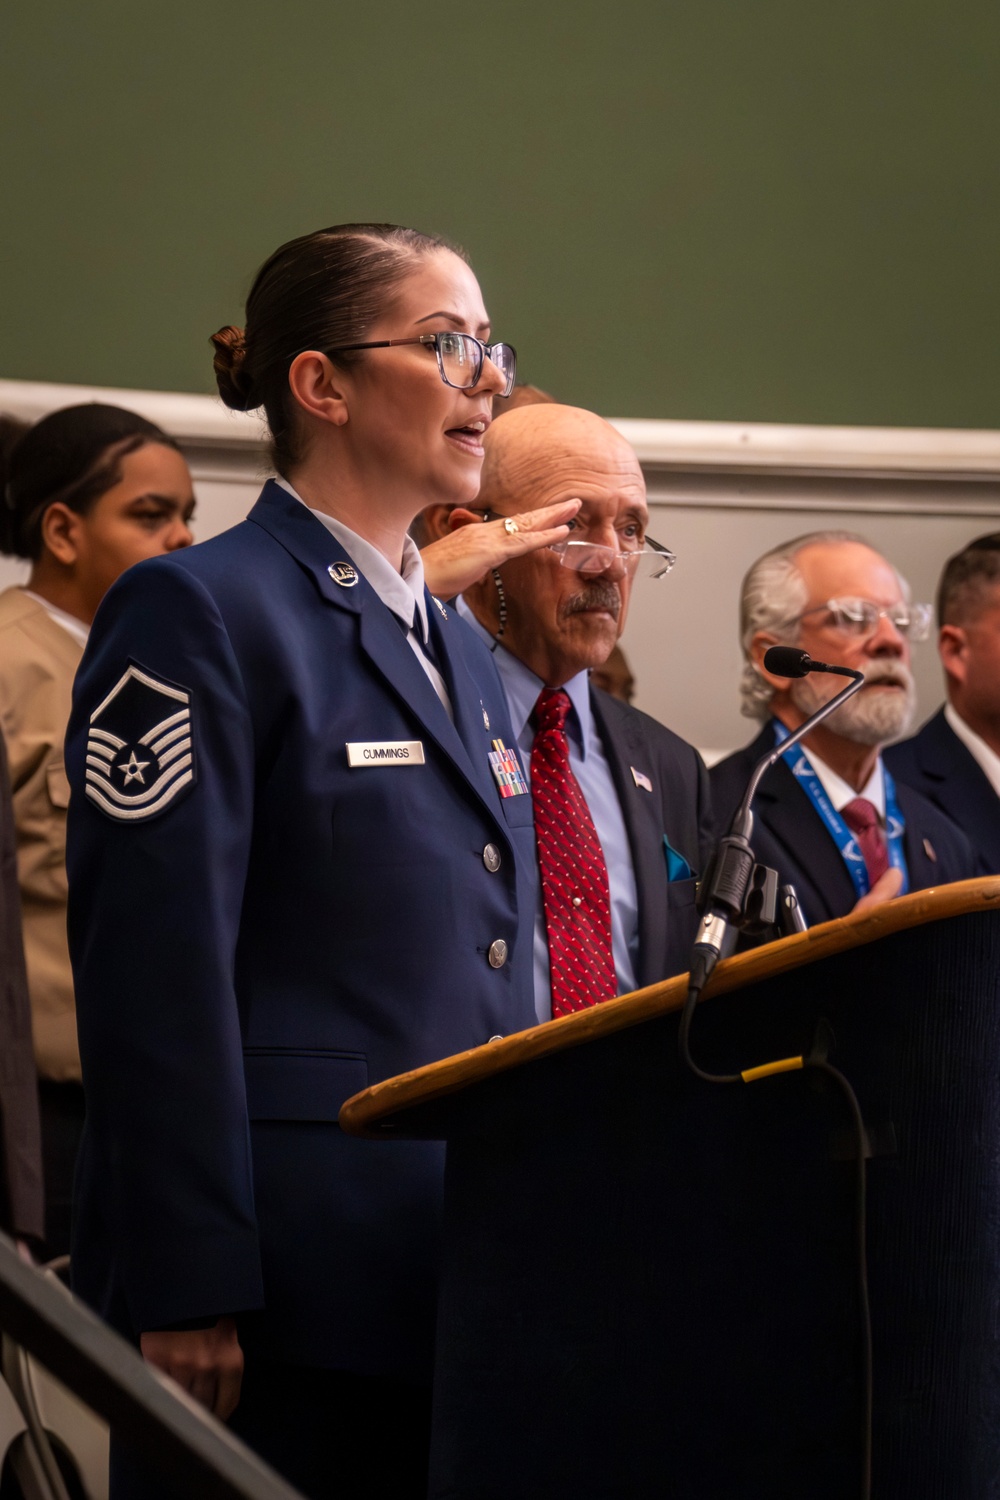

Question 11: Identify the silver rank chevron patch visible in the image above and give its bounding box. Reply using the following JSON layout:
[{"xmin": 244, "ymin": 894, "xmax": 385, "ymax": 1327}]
[{"xmin": 85, "ymin": 663, "xmax": 195, "ymax": 823}]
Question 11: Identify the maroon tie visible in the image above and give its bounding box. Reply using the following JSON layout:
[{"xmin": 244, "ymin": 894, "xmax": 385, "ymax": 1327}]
[
  {"xmin": 530, "ymin": 689, "xmax": 617, "ymax": 1016},
  {"xmin": 841, "ymin": 797, "xmax": 889, "ymax": 886}
]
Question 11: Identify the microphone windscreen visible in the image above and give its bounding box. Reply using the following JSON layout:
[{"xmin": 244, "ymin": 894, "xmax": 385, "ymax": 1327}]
[{"xmin": 763, "ymin": 645, "xmax": 814, "ymax": 679}]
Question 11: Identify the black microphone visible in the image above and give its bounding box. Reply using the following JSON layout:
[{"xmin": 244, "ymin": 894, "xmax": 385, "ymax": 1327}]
[
  {"xmin": 763, "ymin": 646, "xmax": 855, "ymax": 680},
  {"xmin": 687, "ymin": 649, "xmax": 865, "ymax": 998}
]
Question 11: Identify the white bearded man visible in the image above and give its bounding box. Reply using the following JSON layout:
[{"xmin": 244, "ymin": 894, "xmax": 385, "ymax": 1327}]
[{"xmin": 710, "ymin": 531, "xmax": 977, "ymax": 927}]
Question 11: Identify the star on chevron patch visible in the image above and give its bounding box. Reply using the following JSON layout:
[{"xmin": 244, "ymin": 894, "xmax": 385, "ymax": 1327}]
[{"xmin": 85, "ymin": 662, "xmax": 195, "ymax": 823}]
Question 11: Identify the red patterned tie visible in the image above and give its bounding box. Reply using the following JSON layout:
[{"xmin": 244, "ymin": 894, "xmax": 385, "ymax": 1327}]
[
  {"xmin": 530, "ymin": 688, "xmax": 618, "ymax": 1016},
  {"xmin": 841, "ymin": 797, "xmax": 889, "ymax": 886}
]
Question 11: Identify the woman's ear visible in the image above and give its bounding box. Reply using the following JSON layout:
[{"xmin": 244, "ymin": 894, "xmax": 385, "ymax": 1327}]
[
  {"xmin": 287, "ymin": 352, "xmax": 350, "ymax": 428},
  {"xmin": 39, "ymin": 503, "xmax": 82, "ymax": 567}
]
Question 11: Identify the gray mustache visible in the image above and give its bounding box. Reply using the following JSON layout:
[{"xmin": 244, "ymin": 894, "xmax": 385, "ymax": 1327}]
[
  {"xmin": 564, "ymin": 584, "xmax": 622, "ymax": 618},
  {"xmin": 861, "ymin": 661, "xmax": 914, "ymax": 689}
]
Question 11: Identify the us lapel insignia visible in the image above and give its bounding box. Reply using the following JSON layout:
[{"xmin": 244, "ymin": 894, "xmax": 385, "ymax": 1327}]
[
  {"xmin": 482, "ymin": 702, "xmax": 490, "ymax": 731},
  {"xmin": 631, "ymin": 766, "xmax": 653, "ymax": 793},
  {"xmin": 328, "ymin": 561, "xmax": 359, "ymax": 587},
  {"xmin": 85, "ymin": 663, "xmax": 194, "ymax": 823},
  {"xmin": 432, "ymin": 595, "xmax": 449, "ymax": 619}
]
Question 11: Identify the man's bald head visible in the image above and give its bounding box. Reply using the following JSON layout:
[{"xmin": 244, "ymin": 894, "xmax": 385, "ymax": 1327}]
[
  {"xmin": 478, "ymin": 404, "xmax": 643, "ymax": 517},
  {"xmin": 464, "ymin": 404, "xmax": 649, "ymax": 689}
]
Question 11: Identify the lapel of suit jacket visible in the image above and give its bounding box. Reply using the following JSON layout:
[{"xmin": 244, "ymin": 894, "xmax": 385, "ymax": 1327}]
[
  {"xmin": 590, "ymin": 689, "xmax": 668, "ymax": 988},
  {"xmin": 424, "ymin": 596, "xmax": 504, "ymax": 813},
  {"xmin": 247, "ymin": 482, "xmax": 489, "ymax": 812},
  {"xmin": 917, "ymin": 709, "xmax": 1000, "ymax": 844},
  {"xmin": 754, "ymin": 759, "xmax": 856, "ymax": 922},
  {"xmin": 896, "ymin": 782, "xmax": 935, "ymax": 888}
]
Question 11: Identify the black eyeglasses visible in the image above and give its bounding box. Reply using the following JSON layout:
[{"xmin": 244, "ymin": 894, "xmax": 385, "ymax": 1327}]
[{"xmin": 325, "ymin": 332, "xmax": 517, "ymax": 397}]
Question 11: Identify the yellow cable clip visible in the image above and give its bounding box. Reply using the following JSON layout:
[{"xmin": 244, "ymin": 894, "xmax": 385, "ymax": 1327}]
[{"xmin": 741, "ymin": 1055, "xmax": 804, "ymax": 1084}]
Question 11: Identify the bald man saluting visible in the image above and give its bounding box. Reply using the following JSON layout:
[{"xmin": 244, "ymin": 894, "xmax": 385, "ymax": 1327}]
[{"xmin": 434, "ymin": 405, "xmax": 712, "ymax": 1022}]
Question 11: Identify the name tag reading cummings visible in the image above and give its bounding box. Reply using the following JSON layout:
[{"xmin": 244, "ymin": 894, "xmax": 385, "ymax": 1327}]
[{"xmin": 346, "ymin": 741, "xmax": 426, "ymax": 768}]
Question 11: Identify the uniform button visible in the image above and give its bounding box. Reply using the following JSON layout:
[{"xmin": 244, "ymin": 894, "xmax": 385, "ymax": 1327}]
[
  {"xmin": 483, "ymin": 843, "xmax": 501, "ymax": 873},
  {"xmin": 488, "ymin": 938, "xmax": 508, "ymax": 969}
]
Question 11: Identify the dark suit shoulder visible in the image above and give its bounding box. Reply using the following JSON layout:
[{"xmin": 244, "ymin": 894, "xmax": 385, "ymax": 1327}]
[
  {"xmin": 896, "ymin": 780, "xmax": 980, "ymax": 884},
  {"xmin": 886, "ymin": 710, "xmax": 1000, "ymax": 873},
  {"xmin": 590, "ymin": 687, "xmax": 703, "ymax": 773},
  {"xmin": 884, "ymin": 708, "xmax": 950, "ymax": 782}
]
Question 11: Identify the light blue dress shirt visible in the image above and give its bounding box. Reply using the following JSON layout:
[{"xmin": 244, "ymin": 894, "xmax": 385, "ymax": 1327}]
[{"xmin": 457, "ymin": 598, "xmax": 639, "ymax": 1022}]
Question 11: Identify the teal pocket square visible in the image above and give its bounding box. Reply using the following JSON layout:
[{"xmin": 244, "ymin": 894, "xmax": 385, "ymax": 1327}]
[{"xmin": 663, "ymin": 837, "xmax": 694, "ymax": 882}]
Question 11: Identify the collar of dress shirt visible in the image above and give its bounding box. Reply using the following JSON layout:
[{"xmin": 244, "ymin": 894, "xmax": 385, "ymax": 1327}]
[
  {"xmin": 456, "ymin": 595, "xmax": 592, "ymax": 754},
  {"xmin": 21, "ymin": 588, "xmax": 90, "ymax": 650},
  {"xmin": 797, "ymin": 739, "xmax": 886, "ymax": 821},
  {"xmin": 276, "ymin": 477, "xmax": 430, "ymax": 644},
  {"xmin": 944, "ymin": 702, "xmax": 1000, "ymax": 798}
]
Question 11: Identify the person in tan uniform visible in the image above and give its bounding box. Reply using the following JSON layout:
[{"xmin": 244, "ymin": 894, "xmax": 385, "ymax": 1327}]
[{"xmin": 0, "ymin": 404, "xmax": 196, "ymax": 1256}]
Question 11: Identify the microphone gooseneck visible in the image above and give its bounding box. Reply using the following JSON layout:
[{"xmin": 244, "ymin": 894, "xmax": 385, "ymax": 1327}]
[
  {"xmin": 678, "ymin": 646, "xmax": 876, "ymax": 1500},
  {"xmin": 683, "ymin": 650, "xmax": 866, "ymax": 1043}
]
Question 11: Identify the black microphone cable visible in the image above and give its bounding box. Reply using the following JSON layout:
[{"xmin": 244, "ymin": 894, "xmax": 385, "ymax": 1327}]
[{"xmin": 677, "ymin": 645, "xmax": 873, "ymax": 1499}]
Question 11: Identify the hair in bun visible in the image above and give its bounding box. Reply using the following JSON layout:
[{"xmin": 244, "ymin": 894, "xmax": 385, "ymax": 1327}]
[
  {"xmin": 215, "ymin": 224, "xmax": 463, "ymax": 474},
  {"xmin": 210, "ymin": 325, "xmax": 259, "ymax": 412}
]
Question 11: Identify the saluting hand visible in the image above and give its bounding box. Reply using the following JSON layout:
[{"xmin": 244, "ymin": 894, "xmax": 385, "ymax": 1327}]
[
  {"xmin": 420, "ymin": 497, "xmax": 581, "ymax": 600},
  {"xmin": 140, "ymin": 1316, "xmax": 244, "ymax": 1420}
]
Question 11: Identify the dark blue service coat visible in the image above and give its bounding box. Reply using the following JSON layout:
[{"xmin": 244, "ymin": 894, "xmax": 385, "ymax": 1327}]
[{"xmin": 65, "ymin": 481, "xmax": 537, "ymax": 1380}]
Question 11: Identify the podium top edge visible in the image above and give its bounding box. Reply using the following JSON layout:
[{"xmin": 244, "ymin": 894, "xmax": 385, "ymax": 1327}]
[{"xmin": 338, "ymin": 876, "xmax": 1000, "ymax": 1138}]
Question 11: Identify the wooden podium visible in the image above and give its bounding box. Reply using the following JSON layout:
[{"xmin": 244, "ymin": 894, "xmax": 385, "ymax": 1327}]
[{"xmin": 341, "ymin": 879, "xmax": 1000, "ymax": 1500}]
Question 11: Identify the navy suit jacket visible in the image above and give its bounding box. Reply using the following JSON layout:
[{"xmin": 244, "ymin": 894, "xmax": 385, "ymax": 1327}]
[
  {"xmin": 885, "ymin": 708, "xmax": 1000, "ymax": 874},
  {"xmin": 710, "ymin": 722, "xmax": 978, "ymax": 927},
  {"xmin": 590, "ymin": 690, "xmax": 714, "ymax": 986},
  {"xmin": 65, "ymin": 481, "xmax": 537, "ymax": 1380}
]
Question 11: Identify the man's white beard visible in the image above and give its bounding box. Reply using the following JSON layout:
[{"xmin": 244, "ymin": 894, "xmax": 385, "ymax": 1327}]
[{"xmin": 789, "ymin": 659, "xmax": 917, "ymax": 747}]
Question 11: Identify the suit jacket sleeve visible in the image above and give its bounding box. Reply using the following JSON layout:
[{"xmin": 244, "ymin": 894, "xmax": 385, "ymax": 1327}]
[{"xmin": 66, "ymin": 560, "xmax": 264, "ymax": 1330}]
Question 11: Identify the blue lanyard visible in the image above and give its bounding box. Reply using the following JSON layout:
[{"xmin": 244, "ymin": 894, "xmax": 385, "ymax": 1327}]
[{"xmin": 771, "ymin": 720, "xmax": 909, "ymax": 899}]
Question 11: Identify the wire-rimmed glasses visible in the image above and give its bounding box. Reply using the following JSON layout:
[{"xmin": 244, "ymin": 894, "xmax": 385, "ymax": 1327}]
[
  {"xmin": 792, "ymin": 597, "xmax": 932, "ymax": 642},
  {"xmin": 325, "ymin": 332, "xmax": 517, "ymax": 396},
  {"xmin": 548, "ymin": 536, "xmax": 676, "ymax": 580}
]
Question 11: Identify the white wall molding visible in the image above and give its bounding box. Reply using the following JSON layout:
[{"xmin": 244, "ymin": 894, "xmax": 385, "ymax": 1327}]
[
  {"xmin": 4, "ymin": 376, "xmax": 1000, "ymax": 751},
  {"xmin": 0, "ymin": 378, "xmax": 267, "ymax": 453},
  {"xmin": 4, "ymin": 378, "xmax": 999, "ymax": 485},
  {"xmin": 613, "ymin": 417, "xmax": 1000, "ymax": 481}
]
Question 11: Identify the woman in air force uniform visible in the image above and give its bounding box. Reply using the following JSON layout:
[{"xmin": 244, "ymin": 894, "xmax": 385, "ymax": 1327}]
[{"xmin": 65, "ymin": 224, "xmax": 566, "ymax": 1498}]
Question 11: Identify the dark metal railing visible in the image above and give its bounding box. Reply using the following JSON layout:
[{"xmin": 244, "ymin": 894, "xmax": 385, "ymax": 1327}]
[{"xmin": 0, "ymin": 1233, "xmax": 304, "ymax": 1500}]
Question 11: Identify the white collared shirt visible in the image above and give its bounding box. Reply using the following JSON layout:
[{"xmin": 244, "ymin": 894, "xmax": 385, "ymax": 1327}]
[
  {"xmin": 805, "ymin": 746, "xmax": 886, "ymax": 822},
  {"xmin": 277, "ymin": 478, "xmax": 452, "ymax": 719},
  {"xmin": 21, "ymin": 589, "xmax": 90, "ymax": 650},
  {"xmin": 945, "ymin": 703, "xmax": 1000, "ymax": 799}
]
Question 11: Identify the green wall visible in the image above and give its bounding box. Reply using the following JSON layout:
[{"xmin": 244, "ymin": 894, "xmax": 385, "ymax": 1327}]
[{"xmin": 2, "ymin": 1, "xmax": 997, "ymax": 426}]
